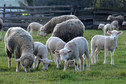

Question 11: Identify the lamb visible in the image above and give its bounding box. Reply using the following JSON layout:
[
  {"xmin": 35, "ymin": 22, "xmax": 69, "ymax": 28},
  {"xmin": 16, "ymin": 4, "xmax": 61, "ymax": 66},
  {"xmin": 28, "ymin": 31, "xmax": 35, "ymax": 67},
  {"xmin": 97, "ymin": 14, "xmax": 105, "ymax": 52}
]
[
  {"xmin": 55, "ymin": 37, "xmax": 90, "ymax": 72},
  {"xmin": 107, "ymin": 15, "xmax": 124, "ymax": 29},
  {"xmin": 98, "ymin": 23, "xmax": 112, "ymax": 36},
  {"xmin": 46, "ymin": 36, "xmax": 66, "ymax": 68},
  {"xmin": 33, "ymin": 42, "xmax": 53, "ymax": 70},
  {"xmin": 52, "ymin": 19, "xmax": 85, "ymax": 42},
  {"xmin": 111, "ymin": 20, "xmax": 119, "ymax": 30},
  {"xmin": 91, "ymin": 30, "xmax": 122, "ymax": 65},
  {"xmin": 4, "ymin": 27, "xmax": 34, "ymax": 72},
  {"xmin": 0, "ymin": 18, "xmax": 3, "ymax": 41},
  {"xmin": 39, "ymin": 15, "xmax": 78, "ymax": 37},
  {"xmin": 27, "ymin": 22, "xmax": 43, "ymax": 36}
]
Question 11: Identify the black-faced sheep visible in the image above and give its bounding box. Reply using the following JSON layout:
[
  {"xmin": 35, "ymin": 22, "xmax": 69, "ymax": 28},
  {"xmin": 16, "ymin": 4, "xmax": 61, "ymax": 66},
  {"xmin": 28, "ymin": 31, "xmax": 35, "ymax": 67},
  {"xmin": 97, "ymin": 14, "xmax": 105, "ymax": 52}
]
[
  {"xmin": 107, "ymin": 15, "xmax": 124, "ymax": 29},
  {"xmin": 27, "ymin": 22, "xmax": 43, "ymax": 36},
  {"xmin": 4, "ymin": 27, "xmax": 34, "ymax": 72},
  {"xmin": 39, "ymin": 15, "xmax": 78, "ymax": 37},
  {"xmin": 0, "ymin": 18, "xmax": 3, "ymax": 41},
  {"xmin": 52, "ymin": 19, "xmax": 85, "ymax": 42}
]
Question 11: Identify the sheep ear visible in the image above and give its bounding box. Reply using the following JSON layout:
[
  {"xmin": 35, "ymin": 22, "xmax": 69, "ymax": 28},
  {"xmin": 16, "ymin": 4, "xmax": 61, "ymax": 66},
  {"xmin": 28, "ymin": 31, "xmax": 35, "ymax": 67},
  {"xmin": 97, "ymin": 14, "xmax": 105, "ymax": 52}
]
[
  {"xmin": 68, "ymin": 50, "xmax": 72, "ymax": 53},
  {"xmin": 55, "ymin": 50, "xmax": 60, "ymax": 54},
  {"xmin": 40, "ymin": 58, "xmax": 53, "ymax": 63},
  {"xmin": 107, "ymin": 31, "xmax": 112, "ymax": 35},
  {"xmin": 16, "ymin": 58, "xmax": 21, "ymax": 62},
  {"xmin": 118, "ymin": 31, "xmax": 123, "ymax": 35}
]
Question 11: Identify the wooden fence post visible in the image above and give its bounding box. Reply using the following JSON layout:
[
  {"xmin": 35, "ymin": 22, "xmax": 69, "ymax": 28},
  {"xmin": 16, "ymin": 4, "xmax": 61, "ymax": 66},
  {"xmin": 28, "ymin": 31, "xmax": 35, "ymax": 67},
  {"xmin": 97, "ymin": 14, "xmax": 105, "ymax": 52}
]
[{"xmin": 3, "ymin": 4, "xmax": 6, "ymax": 22}]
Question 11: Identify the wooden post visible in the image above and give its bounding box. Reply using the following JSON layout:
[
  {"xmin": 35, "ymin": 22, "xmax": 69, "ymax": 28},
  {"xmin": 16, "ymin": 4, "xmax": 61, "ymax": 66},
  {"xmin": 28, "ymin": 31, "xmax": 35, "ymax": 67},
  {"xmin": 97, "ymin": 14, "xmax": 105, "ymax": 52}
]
[{"xmin": 3, "ymin": 4, "xmax": 6, "ymax": 22}]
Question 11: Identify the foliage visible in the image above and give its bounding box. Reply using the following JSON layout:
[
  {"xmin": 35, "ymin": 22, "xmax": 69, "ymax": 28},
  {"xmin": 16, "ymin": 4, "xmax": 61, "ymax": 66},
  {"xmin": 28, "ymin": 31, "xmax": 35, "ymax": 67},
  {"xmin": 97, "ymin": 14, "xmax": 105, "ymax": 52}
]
[{"xmin": 0, "ymin": 30, "xmax": 126, "ymax": 83}]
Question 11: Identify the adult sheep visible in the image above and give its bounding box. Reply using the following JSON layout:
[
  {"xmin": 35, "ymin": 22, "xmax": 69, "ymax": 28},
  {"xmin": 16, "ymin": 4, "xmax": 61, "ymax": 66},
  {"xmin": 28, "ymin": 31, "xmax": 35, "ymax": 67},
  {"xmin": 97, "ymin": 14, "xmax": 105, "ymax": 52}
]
[
  {"xmin": 52, "ymin": 19, "xmax": 85, "ymax": 42},
  {"xmin": 107, "ymin": 15, "xmax": 124, "ymax": 29},
  {"xmin": 111, "ymin": 20, "xmax": 119, "ymax": 30},
  {"xmin": 0, "ymin": 18, "xmax": 3, "ymax": 41},
  {"xmin": 4, "ymin": 27, "xmax": 34, "ymax": 72},
  {"xmin": 27, "ymin": 22, "xmax": 43, "ymax": 36},
  {"xmin": 39, "ymin": 15, "xmax": 78, "ymax": 37}
]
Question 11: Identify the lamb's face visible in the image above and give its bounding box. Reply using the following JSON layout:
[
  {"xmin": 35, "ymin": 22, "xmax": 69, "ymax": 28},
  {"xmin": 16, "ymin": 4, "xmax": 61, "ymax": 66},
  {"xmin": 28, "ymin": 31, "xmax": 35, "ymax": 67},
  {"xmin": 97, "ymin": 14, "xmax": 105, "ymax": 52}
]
[
  {"xmin": 55, "ymin": 49, "xmax": 72, "ymax": 62},
  {"xmin": 39, "ymin": 27, "xmax": 47, "ymax": 37},
  {"xmin": 107, "ymin": 30, "xmax": 123, "ymax": 41}
]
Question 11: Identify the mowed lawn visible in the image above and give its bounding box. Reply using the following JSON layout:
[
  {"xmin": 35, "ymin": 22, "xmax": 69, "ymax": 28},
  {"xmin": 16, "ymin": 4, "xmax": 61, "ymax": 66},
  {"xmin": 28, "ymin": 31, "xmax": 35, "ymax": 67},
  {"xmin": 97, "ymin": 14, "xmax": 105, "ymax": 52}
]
[{"xmin": 0, "ymin": 30, "xmax": 126, "ymax": 84}]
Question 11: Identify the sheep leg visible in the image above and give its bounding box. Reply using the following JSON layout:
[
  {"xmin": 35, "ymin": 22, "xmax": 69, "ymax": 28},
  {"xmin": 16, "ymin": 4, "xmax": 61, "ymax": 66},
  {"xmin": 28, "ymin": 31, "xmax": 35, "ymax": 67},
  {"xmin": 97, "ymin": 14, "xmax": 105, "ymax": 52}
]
[
  {"xmin": 0, "ymin": 28, "xmax": 3, "ymax": 41},
  {"xmin": 110, "ymin": 49, "xmax": 115, "ymax": 65},
  {"xmin": 80, "ymin": 56, "xmax": 84, "ymax": 71},
  {"xmin": 91, "ymin": 50, "xmax": 95, "ymax": 64},
  {"xmin": 74, "ymin": 59, "xmax": 79, "ymax": 72},
  {"xmin": 85, "ymin": 51, "xmax": 90, "ymax": 70},
  {"xmin": 30, "ymin": 29, "xmax": 33, "ymax": 36},
  {"xmin": 55, "ymin": 54, "xmax": 60, "ymax": 68},
  {"xmin": 94, "ymin": 48, "xmax": 100, "ymax": 63},
  {"xmin": 36, "ymin": 60, "xmax": 41, "ymax": 69},
  {"xmin": 6, "ymin": 48, "xmax": 12, "ymax": 68},
  {"xmin": 37, "ymin": 30, "xmax": 40, "ymax": 36},
  {"xmin": 63, "ymin": 60, "xmax": 68, "ymax": 72},
  {"xmin": 103, "ymin": 49, "xmax": 109, "ymax": 64},
  {"xmin": 33, "ymin": 56, "xmax": 38, "ymax": 68},
  {"xmin": 16, "ymin": 62, "xmax": 21, "ymax": 72}
]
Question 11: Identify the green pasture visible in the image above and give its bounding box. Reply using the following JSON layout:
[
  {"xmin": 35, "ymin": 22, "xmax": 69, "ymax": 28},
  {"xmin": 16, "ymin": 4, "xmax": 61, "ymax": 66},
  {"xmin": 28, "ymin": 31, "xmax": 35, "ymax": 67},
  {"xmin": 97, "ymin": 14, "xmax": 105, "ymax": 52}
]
[{"xmin": 0, "ymin": 30, "xmax": 126, "ymax": 84}]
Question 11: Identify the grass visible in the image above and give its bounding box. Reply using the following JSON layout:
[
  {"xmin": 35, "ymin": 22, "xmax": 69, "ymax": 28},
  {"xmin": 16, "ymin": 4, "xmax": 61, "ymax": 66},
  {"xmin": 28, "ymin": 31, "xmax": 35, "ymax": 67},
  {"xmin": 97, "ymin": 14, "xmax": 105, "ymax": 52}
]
[{"xmin": 0, "ymin": 30, "xmax": 126, "ymax": 84}]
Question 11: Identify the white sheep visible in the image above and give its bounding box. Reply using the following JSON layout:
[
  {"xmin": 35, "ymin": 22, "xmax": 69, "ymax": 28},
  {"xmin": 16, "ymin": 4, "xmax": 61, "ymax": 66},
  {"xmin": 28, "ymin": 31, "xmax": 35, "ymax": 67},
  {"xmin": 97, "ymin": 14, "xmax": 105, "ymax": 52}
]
[
  {"xmin": 91, "ymin": 30, "xmax": 122, "ymax": 65},
  {"xmin": 55, "ymin": 37, "xmax": 90, "ymax": 72},
  {"xmin": 33, "ymin": 42, "xmax": 53, "ymax": 70},
  {"xmin": 98, "ymin": 23, "xmax": 112, "ymax": 36},
  {"xmin": 46, "ymin": 36, "xmax": 66, "ymax": 68},
  {"xmin": 27, "ymin": 22, "xmax": 43, "ymax": 36},
  {"xmin": 4, "ymin": 27, "xmax": 34, "ymax": 72},
  {"xmin": 111, "ymin": 20, "xmax": 119, "ymax": 30}
]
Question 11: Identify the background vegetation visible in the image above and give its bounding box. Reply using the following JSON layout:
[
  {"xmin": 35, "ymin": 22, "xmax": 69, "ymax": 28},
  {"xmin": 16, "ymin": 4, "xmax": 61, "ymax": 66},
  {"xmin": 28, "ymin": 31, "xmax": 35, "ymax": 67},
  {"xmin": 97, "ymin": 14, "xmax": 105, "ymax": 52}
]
[{"xmin": 0, "ymin": 30, "xmax": 126, "ymax": 84}]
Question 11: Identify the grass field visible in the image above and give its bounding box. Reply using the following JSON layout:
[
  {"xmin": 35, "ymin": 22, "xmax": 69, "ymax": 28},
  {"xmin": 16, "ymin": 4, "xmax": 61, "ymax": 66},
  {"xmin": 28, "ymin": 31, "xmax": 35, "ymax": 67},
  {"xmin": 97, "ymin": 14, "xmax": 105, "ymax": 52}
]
[{"xmin": 0, "ymin": 30, "xmax": 126, "ymax": 84}]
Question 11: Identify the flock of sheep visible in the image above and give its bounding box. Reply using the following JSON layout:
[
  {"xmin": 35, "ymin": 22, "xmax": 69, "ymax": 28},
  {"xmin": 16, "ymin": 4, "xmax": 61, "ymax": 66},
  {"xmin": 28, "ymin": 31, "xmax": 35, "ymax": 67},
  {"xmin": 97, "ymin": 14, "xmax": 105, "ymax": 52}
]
[{"xmin": 0, "ymin": 14, "xmax": 124, "ymax": 72}]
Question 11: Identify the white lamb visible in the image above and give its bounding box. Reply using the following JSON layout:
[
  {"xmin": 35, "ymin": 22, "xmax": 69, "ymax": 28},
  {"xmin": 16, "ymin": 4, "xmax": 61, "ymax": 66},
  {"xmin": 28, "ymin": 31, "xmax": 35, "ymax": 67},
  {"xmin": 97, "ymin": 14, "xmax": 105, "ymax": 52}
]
[
  {"xmin": 46, "ymin": 37, "xmax": 66, "ymax": 68},
  {"xmin": 55, "ymin": 37, "xmax": 90, "ymax": 72},
  {"xmin": 27, "ymin": 22, "xmax": 43, "ymax": 36},
  {"xmin": 98, "ymin": 23, "xmax": 112, "ymax": 36},
  {"xmin": 91, "ymin": 30, "xmax": 122, "ymax": 65},
  {"xmin": 33, "ymin": 42, "xmax": 53, "ymax": 70}
]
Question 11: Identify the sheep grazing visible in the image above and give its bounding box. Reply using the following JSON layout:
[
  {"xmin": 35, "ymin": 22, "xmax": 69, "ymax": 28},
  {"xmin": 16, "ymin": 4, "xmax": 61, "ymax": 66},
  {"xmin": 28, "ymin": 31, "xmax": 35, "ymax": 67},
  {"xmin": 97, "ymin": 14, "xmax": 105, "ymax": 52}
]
[
  {"xmin": 52, "ymin": 19, "xmax": 85, "ymax": 42},
  {"xmin": 46, "ymin": 36, "xmax": 66, "ymax": 68},
  {"xmin": 107, "ymin": 15, "xmax": 124, "ymax": 29},
  {"xmin": 55, "ymin": 37, "xmax": 90, "ymax": 72},
  {"xmin": 27, "ymin": 22, "xmax": 43, "ymax": 36},
  {"xmin": 98, "ymin": 23, "xmax": 112, "ymax": 36},
  {"xmin": 0, "ymin": 18, "xmax": 3, "ymax": 41},
  {"xmin": 33, "ymin": 42, "xmax": 53, "ymax": 70},
  {"xmin": 91, "ymin": 30, "xmax": 123, "ymax": 65},
  {"xmin": 122, "ymin": 21, "xmax": 126, "ymax": 29},
  {"xmin": 39, "ymin": 15, "xmax": 78, "ymax": 37},
  {"xmin": 4, "ymin": 27, "xmax": 34, "ymax": 72},
  {"xmin": 111, "ymin": 20, "xmax": 119, "ymax": 30}
]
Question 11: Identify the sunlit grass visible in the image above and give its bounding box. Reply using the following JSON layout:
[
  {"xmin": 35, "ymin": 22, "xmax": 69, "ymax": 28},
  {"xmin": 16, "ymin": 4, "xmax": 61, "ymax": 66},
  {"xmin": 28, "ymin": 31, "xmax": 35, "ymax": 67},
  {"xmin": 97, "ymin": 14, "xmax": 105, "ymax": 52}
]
[{"xmin": 0, "ymin": 30, "xmax": 126, "ymax": 84}]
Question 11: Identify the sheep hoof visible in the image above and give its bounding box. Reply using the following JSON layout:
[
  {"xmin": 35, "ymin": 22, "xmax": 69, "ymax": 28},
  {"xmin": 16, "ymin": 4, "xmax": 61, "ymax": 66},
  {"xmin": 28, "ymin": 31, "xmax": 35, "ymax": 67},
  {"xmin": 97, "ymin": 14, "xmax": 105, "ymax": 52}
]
[{"xmin": 16, "ymin": 69, "xmax": 19, "ymax": 72}]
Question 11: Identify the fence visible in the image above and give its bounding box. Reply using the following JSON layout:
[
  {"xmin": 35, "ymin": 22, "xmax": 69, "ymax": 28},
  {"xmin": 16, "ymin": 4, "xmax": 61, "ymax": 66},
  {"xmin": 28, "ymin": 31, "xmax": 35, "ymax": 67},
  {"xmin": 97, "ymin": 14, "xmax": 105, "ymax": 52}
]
[
  {"xmin": 0, "ymin": 4, "xmax": 126, "ymax": 30},
  {"xmin": 0, "ymin": 4, "xmax": 73, "ymax": 30}
]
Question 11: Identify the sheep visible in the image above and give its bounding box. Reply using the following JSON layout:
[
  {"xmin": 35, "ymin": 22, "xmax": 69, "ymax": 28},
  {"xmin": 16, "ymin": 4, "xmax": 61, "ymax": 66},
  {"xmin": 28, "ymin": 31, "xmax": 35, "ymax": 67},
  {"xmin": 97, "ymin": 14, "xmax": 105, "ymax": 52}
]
[
  {"xmin": 27, "ymin": 22, "xmax": 43, "ymax": 36},
  {"xmin": 111, "ymin": 20, "xmax": 119, "ymax": 30},
  {"xmin": 0, "ymin": 18, "xmax": 3, "ymax": 41},
  {"xmin": 98, "ymin": 23, "xmax": 112, "ymax": 36},
  {"xmin": 52, "ymin": 19, "xmax": 85, "ymax": 42},
  {"xmin": 122, "ymin": 21, "xmax": 126, "ymax": 29},
  {"xmin": 39, "ymin": 15, "xmax": 78, "ymax": 37},
  {"xmin": 107, "ymin": 15, "xmax": 124, "ymax": 29},
  {"xmin": 4, "ymin": 27, "xmax": 34, "ymax": 72},
  {"xmin": 55, "ymin": 37, "xmax": 90, "ymax": 72},
  {"xmin": 33, "ymin": 42, "xmax": 53, "ymax": 70},
  {"xmin": 91, "ymin": 30, "xmax": 123, "ymax": 65}
]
